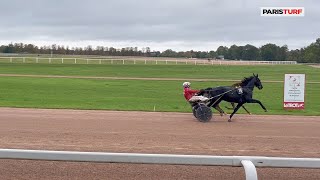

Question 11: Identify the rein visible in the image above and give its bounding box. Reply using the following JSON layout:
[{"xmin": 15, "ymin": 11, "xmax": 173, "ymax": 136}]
[
  {"xmin": 207, "ymin": 88, "xmax": 235, "ymax": 100},
  {"xmin": 202, "ymin": 88, "xmax": 235, "ymax": 106}
]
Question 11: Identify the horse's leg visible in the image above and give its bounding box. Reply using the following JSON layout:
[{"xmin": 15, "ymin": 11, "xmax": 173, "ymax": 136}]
[
  {"xmin": 208, "ymin": 98, "xmax": 227, "ymax": 116},
  {"xmin": 246, "ymin": 99, "xmax": 267, "ymax": 112},
  {"xmin": 224, "ymin": 102, "xmax": 235, "ymax": 110},
  {"xmin": 229, "ymin": 102, "xmax": 244, "ymax": 122},
  {"xmin": 232, "ymin": 102, "xmax": 236, "ymax": 109},
  {"xmin": 214, "ymin": 104, "xmax": 222, "ymax": 116},
  {"xmin": 241, "ymin": 105, "xmax": 251, "ymax": 115},
  {"xmin": 214, "ymin": 104, "xmax": 226, "ymax": 116},
  {"xmin": 206, "ymin": 100, "xmax": 223, "ymax": 115},
  {"xmin": 228, "ymin": 102, "xmax": 251, "ymax": 114}
]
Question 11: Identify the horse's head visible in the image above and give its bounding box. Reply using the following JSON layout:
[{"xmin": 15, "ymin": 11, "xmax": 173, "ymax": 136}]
[
  {"xmin": 242, "ymin": 74, "xmax": 263, "ymax": 90},
  {"xmin": 253, "ymin": 73, "xmax": 263, "ymax": 90}
]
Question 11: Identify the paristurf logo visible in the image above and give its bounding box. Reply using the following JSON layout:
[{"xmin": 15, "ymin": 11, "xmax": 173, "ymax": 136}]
[{"xmin": 261, "ymin": 7, "xmax": 304, "ymax": 16}]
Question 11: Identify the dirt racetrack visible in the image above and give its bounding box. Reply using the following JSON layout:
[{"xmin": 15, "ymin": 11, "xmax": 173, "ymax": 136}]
[{"xmin": 0, "ymin": 108, "xmax": 319, "ymax": 180}]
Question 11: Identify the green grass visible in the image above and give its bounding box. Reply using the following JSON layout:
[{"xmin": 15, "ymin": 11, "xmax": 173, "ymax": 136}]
[
  {"xmin": 0, "ymin": 77, "xmax": 319, "ymax": 115},
  {"xmin": 0, "ymin": 63, "xmax": 319, "ymax": 82},
  {"xmin": 0, "ymin": 62, "xmax": 319, "ymax": 115}
]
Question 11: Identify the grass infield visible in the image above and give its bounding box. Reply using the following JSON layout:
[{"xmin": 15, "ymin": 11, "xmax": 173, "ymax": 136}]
[
  {"xmin": 0, "ymin": 62, "xmax": 319, "ymax": 115},
  {"xmin": 0, "ymin": 63, "xmax": 319, "ymax": 82}
]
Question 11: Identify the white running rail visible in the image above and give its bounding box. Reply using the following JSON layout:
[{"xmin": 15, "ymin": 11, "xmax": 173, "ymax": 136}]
[
  {"xmin": 1, "ymin": 149, "xmax": 320, "ymax": 180},
  {"xmin": 0, "ymin": 57, "xmax": 297, "ymax": 65}
]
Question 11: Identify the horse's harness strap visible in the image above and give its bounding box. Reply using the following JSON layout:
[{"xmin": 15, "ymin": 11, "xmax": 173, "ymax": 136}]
[
  {"xmin": 205, "ymin": 88, "xmax": 235, "ymax": 107},
  {"xmin": 207, "ymin": 88, "xmax": 235, "ymax": 100}
]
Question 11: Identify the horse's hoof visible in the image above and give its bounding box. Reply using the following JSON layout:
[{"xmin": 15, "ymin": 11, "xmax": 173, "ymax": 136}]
[
  {"xmin": 228, "ymin": 119, "xmax": 232, "ymax": 122},
  {"xmin": 249, "ymin": 113, "xmax": 252, "ymax": 115},
  {"xmin": 220, "ymin": 113, "xmax": 224, "ymax": 117}
]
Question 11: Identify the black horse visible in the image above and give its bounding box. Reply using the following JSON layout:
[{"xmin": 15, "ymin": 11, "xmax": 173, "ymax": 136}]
[
  {"xmin": 201, "ymin": 75, "xmax": 260, "ymax": 116},
  {"xmin": 225, "ymin": 77, "xmax": 257, "ymax": 115},
  {"xmin": 199, "ymin": 74, "xmax": 267, "ymax": 122}
]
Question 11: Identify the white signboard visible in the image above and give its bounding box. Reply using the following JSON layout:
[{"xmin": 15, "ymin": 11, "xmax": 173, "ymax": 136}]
[{"xmin": 283, "ymin": 74, "xmax": 305, "ymax": 109}]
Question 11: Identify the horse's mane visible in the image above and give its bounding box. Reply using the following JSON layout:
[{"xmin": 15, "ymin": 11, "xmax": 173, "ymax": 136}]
[{"xmin": 232, "ymin": 76, "xmax": 255, "ymax": 87}]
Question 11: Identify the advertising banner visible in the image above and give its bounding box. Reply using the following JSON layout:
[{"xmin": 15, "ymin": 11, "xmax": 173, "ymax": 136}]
[{"xmin": 283, "ymin": 74, "xmax": 305, "ymax": 109}]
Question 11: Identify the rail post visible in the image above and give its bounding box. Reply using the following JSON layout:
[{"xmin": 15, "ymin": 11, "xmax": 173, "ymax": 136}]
[{"xmin": 241, "ymin": 160, "xmax": 258, "ymax": 180}]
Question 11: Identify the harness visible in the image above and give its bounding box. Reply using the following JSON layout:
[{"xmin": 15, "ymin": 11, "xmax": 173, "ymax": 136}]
[
  {"xmin": 233, "ymin": 85, "xmax": 243, "ymax": 95},
  {"xmin": 205, "ymin": 88, "xmax": 236, "ymax": 107}
]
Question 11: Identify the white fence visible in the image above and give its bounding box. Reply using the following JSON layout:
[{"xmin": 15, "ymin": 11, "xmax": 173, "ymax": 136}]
[
  {"xmin": 0, "ymin": 57, "xmax": 297, "ymax": 65},
  {"xmin": 1, "ymin": 149, "xmax": 320, "ymax": 180}
]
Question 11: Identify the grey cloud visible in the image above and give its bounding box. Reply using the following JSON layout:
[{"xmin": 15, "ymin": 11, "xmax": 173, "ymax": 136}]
[{"xmin": 0, "ymin": 0, "xmax": 319, "ymax": 50}]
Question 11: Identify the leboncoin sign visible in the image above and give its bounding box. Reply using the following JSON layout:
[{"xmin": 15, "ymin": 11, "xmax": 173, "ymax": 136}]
[{"xmin": 283, "ymin": 74, "xmax": 305, "ymax": 109}]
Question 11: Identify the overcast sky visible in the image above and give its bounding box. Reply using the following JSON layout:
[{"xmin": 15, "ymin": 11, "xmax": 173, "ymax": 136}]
[{"xmin": 0, "ymin": 0, "xmax": 319, "ymax": 51}]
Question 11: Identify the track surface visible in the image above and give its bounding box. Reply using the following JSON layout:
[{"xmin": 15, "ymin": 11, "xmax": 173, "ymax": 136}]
[{"xmin": 0, "ymin": 108, "xmax": 320, "ymax": 179}]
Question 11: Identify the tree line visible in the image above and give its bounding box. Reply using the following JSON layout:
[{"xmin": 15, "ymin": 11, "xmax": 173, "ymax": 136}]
[{"xmin": 0, "ymin": 38, "xmax": 319, "ymax": 63}]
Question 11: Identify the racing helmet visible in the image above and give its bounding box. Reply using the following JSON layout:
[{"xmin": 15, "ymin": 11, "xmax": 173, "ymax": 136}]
[{"xmin": 182, "ymin": 82, "xmax": 191, "ymax": 88}]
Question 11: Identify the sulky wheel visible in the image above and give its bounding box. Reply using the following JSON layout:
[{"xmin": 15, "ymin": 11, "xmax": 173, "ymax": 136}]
[
  {"xmin": 195, "ymin": 104, "xmax": 212, "ymax": 122},
  {"xmin": 192, "ymin": 105, "xmax": 198, "ymax": 118}
]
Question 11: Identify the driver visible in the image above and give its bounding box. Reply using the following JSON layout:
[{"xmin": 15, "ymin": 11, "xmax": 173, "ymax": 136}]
[{"xmin": 183, "ymin": 82, "xmax": 209, "ymax": 103}]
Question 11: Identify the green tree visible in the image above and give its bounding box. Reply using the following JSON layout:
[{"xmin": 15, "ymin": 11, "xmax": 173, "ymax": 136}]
[
  {"xmin": 0, "ymin": 45, "xmax": 5, "ymax": 53},
  {"xmin": 160, "ymin": 49, "xmax": 178, "ymax": 57},
  {"xmin": 260, "ymin": 43, "xmax": 278, "ymax": 61},
  {"xmin": 303, "ymin": 38, "xmax": 320, "ymax": 63},
  {"xmin": 242, "ymin": 44, "xmax": 259, "ymax": 60},
  {"xmin": 228, "ymin": 45, "xmax": 240, "ymax": 60},
  {"xmin": 208, "ymin": 50, "xmax": 216, "ymax": 58},
  {"xmin": 3, "ymin": 43, "xmax": 14, "ymax": 53},
  {"xmin": 216, "ymin": 46, "xmax": 229, "ymax": 59},
  {"xmin": 287, "ymin": 49, "xmax": 304, "ymax": 62},
  {"xmin": 276, "ymin": 45, "xmax": 288, "ymax": 61}
]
